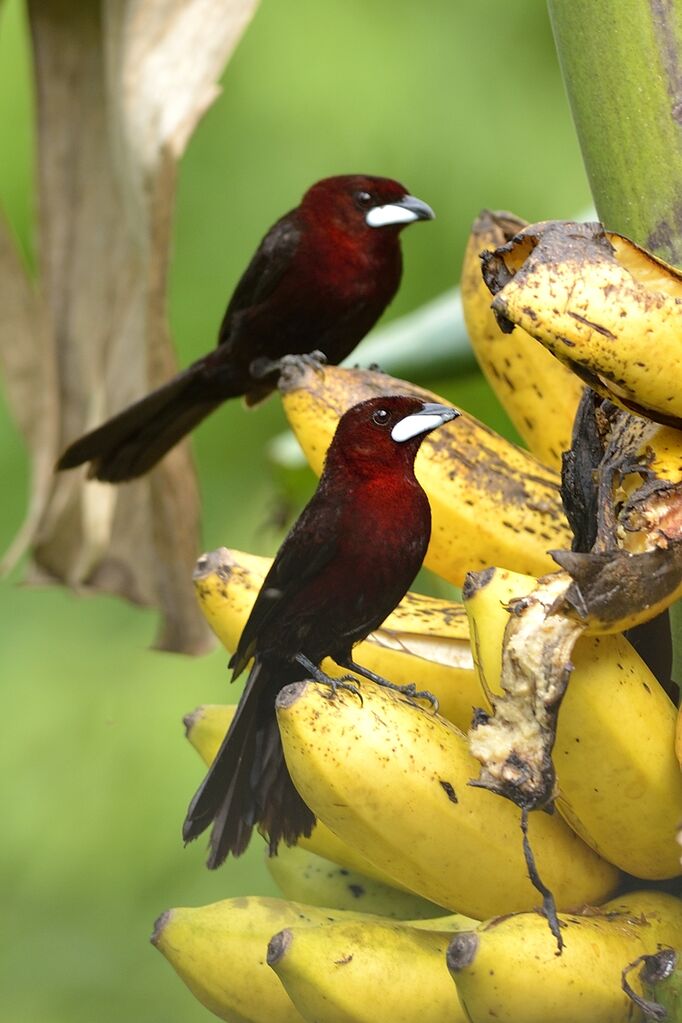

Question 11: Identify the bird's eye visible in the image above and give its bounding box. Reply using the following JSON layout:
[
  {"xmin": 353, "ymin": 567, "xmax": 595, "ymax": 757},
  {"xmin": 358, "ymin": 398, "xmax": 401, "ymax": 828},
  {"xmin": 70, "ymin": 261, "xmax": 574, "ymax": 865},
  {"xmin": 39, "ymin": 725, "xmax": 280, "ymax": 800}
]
[
  {"xmin": 354, "ymin": 190, "xmax": 373, "ymax": 210},
  {"xmin": 372, "ymin": 408, "xmax": 390, "ymax": 426}
]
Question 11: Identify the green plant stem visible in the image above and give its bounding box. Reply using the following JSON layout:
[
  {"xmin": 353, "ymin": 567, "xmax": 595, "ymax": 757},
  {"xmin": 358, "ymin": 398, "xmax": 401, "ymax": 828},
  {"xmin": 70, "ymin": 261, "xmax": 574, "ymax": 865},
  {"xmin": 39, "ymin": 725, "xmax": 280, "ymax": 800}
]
[
  {"xmin": 548, "ymin": 0, "xmax": 682, "ymax": 265},
  {"xmin": 549, "ymin": 0, "xmax": 682, "ymax": 685}
]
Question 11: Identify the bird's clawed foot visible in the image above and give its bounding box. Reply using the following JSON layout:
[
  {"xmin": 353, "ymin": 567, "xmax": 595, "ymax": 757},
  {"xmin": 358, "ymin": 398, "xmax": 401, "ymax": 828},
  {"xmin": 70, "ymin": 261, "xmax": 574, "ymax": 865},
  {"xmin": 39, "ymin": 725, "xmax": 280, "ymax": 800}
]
[
  {"xmin": 275, "ymin": 350, "xmax": 328, "ymax": 389},
  {"xmin": 395, "ymin": 682, "xmax": 439, "ymax": 714},
  {"xmin": 280, "ymin": 350, "xmax": 328, "ymax": 373},
  {"xmin": 295, "ymin": 652, "xmax": 363, "ymax": 704},
  {"xmin": 322, "ymin": 673, "xmax": 364, "ymax": 705}
]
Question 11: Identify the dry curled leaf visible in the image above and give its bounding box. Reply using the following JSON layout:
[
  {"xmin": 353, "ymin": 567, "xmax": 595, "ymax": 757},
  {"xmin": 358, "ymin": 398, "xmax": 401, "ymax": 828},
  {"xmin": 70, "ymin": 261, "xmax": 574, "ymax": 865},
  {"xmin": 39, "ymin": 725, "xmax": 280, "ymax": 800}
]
[{"xmin": 1, "ymin": 0, "xmax": 259, "ymax": 653}]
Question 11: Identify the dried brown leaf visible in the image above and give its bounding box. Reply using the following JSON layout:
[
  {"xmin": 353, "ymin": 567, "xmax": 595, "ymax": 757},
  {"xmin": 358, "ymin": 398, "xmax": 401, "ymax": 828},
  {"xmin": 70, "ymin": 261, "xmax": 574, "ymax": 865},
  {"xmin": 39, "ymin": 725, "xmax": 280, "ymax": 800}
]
[{"xmin": 0, "ymin": 0, "xmax": 258, "ymax": 652}]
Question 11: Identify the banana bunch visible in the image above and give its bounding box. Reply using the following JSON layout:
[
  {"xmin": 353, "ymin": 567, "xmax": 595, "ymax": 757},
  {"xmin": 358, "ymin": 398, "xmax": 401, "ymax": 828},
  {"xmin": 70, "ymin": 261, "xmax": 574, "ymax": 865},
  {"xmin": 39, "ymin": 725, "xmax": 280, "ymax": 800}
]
[
  {"xmin": 446, "ymin": 890, "xmax": 682, "ymax": 1023},
  {"xmin": 463, "ymin": 565, "xmax": 682, "ymax": 879},
  {"xmin": 193, "ymin": 546, "xmax": 479, "ymax": 731},
  {"xmin": 277, "ymin": 360, "xmax": 571, "ymax": 584},
  {"xmin": 460, "ymin": 210, "xmax": 584, "ymax": 469},
  {"xmin": 156, "ymin": 215, "xmax": 682, "ymax": 1023}
]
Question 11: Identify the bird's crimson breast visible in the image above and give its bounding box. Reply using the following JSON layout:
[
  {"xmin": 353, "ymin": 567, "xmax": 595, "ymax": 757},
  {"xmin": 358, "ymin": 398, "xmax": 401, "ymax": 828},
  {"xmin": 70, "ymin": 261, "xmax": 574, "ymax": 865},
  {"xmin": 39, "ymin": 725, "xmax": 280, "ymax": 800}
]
[{"xmin": 275, "ymin": 474, "xmax": 431, "ymax": 664}]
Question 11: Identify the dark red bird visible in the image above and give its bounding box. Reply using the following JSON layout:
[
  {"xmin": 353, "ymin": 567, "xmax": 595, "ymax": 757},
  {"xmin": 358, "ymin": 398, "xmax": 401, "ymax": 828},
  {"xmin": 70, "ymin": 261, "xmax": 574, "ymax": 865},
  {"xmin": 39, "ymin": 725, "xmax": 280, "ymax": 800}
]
[
  {"xmin": 183, "ymin": 394, "xmax": 458, "ymax": 867},
  {"xmin": 56, "ymin": 175, "xmax": 434, "ymax": 482}
]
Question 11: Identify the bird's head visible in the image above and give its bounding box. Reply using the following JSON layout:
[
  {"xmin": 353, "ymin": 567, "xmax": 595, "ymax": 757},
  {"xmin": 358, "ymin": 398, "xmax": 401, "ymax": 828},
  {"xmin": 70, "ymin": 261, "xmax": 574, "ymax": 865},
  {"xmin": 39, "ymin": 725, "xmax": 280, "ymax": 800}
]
[
  {"xmin": 300, "ymin": 175, "xmax": 434, "ymax": 238},
  {"xmin": 326, "ymin": 394, "xmax": 459, "ymax": 477}
]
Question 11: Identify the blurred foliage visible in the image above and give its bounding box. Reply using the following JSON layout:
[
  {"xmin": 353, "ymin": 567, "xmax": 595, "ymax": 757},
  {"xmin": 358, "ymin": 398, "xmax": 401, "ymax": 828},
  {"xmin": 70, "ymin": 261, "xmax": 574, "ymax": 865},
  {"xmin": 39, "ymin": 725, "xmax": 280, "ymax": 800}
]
[{"xmin": 0, "ymin": 0, "xmax": 590, "ymax": 1020}]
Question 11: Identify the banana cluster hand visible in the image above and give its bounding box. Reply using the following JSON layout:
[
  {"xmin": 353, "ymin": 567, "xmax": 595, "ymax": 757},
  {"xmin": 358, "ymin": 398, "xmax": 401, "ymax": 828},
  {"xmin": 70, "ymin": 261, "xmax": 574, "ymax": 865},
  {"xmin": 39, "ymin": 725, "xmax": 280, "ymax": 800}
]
[{"xmin": 153, "ymin": 217, "xmax": 682, "ymax": 1023}]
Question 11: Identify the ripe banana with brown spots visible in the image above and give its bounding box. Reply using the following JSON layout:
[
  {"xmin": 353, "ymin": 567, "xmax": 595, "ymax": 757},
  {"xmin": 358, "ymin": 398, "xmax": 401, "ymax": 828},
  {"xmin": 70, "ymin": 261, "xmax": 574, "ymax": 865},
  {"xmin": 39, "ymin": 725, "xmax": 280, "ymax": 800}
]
[
  {"xmin": 482, "ymin": 218, "xmax": 682, "ymax": 429},
  {"xmin": 184, "ymin": 701, "xmax": 430, "ymax": 891},
  {"xmin": 274, "ymin": 677, "xmax": 619, "ymax": 919},
  {"xmin": 461, "ymin": 210, "xmax": 583, "ymax": 469}
]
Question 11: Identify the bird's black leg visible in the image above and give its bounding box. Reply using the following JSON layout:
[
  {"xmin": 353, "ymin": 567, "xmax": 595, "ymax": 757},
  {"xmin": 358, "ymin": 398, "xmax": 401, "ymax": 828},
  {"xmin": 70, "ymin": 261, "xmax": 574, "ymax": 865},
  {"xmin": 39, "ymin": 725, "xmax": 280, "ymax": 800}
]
[
  {"xmin": 336, "ymin": 658, "xmax": 439, "ymax": 713},
  {"xmin": 295, "ymin": 652, "xmax": 363, "ymax": 703}
]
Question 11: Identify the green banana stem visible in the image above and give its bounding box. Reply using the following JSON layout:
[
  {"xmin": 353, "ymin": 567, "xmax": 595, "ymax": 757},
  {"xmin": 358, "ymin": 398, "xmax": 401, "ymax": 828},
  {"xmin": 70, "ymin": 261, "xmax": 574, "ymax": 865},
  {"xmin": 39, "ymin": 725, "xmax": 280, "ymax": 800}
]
[
  {"xmin": 548, "ymin": 0, "xmax": 682, "ymax": 264},
  {"xmin": 548, "ymin": 0, "xmax": 682, "ymax": 685}
]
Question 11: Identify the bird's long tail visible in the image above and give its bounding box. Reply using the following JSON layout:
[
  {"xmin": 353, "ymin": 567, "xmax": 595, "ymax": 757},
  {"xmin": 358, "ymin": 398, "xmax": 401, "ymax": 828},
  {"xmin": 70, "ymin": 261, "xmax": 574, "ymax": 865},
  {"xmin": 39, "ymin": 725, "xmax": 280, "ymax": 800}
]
[
  {"xmin": 56, "ymin": 357, "xmax": 239, "ymax": 482},
  {"xmin": 182, "ymin": 661, "xmax": 315, "ymax": 868}
]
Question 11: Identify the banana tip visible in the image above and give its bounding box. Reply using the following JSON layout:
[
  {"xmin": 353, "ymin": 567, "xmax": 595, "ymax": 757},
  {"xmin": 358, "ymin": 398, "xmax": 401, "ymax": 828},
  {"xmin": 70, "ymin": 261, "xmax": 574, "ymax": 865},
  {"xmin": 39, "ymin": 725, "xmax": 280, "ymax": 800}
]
[
  {"xmin": 267, "ymin": 927, "xmax": 293, "ymax": 967},
  {"xmin": 462, "ymin": 567, "xmax": 495, "ymax": 601},
  {"xmin": 193, "ymin": 546, "xmax": 232, "ymax": 581},
  {"xmin": 182, "ymin": 707, "xmax": 203, "ymax": 737},
  {"xmin": 150, "ymin": 909, "xmax": 173, "ymax": 948},
  {"xmin": 275, "ymin": 681, "xmax": 310, "ymax": 710},
  {"xmin": 446, "ymin": 931, "xmax": 479, "ymax": 972}
]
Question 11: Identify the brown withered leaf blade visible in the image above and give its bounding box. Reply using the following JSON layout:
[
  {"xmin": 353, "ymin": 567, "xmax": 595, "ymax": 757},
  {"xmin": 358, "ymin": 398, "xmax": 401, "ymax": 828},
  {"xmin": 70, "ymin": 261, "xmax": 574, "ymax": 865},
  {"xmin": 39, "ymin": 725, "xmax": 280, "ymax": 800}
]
[
  {"xmin": 0, "ymin": 214, "xmax": 57, "ymax": 574},
  {"xmin": 551, "ymin": 546, "xmax": 682, "ymax": 633},
  {"xmin": 1, "ymin": 0, "xmax": 258, "ymax": 653}
]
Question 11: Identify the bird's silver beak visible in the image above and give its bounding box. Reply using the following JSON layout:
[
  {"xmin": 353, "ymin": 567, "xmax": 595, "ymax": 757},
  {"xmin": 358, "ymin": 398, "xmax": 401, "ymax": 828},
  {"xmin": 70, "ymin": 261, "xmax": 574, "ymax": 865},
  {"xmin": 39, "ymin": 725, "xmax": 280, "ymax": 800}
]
[
  {"xmin": 365, "ymin": 194, "xmax": 435, "ymax": 228},
  {"xmin": 391, "ymin": 402, "xmax": 459, "ymax": 442}
]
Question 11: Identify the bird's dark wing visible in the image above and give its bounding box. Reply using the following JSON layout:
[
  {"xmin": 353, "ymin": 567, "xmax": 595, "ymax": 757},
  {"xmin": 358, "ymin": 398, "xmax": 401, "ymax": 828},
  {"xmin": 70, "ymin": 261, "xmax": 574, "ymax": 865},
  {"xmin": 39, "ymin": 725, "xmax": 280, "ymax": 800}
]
[
  {"xmin": 229, "ymin": 492, "xmax": 343, "ymax": 677},
  {"xmin": 217, "ymin": 211, "xmax": 302, "ymax": 346}
]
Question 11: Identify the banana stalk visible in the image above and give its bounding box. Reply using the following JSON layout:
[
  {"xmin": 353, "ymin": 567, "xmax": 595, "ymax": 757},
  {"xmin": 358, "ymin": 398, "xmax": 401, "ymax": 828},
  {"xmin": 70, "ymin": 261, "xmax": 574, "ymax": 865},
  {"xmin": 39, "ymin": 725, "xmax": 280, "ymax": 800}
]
[
  {"xmin": 461, "ymin": 209, "xmax": 583, "ymax": 470},
  {"xmin": 277, "ymin": 361, "xmax": 572, "ymax": 585}
]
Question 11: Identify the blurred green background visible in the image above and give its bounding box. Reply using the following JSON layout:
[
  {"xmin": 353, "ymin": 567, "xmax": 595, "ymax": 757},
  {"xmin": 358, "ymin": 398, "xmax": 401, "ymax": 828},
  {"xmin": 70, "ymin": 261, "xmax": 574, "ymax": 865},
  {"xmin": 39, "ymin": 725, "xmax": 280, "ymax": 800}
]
[{"xmin": 0, "ymin": 1, "xmax": 590, "ymax": 1020}]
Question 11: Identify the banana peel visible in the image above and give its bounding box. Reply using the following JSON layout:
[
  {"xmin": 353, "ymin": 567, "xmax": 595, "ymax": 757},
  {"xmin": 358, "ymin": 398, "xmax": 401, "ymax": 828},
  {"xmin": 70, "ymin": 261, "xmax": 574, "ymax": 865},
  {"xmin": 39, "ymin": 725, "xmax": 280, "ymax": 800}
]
[
  {"xmin": 461, "ymin": 382, "xmax": 682, "ymax": 816},
  {"xmin": 481, "ymin": 218, "xmax": 682, "ymax": 429}
]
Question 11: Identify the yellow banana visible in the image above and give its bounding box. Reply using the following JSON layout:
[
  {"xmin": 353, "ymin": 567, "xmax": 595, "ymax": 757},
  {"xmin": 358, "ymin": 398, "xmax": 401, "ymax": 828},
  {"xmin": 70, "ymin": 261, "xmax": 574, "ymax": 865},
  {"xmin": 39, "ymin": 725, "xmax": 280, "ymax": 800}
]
[
  {"xmin": 265, "ymin": 843, "xmax": 446, "ymax": 919},
  {"xmin": 274, "ymin": 678, "xmax": 620, "ymax": 919},
  {"xmin": 446, "ymin": 890, "xmax": 682, "ymax": 1023},
  {"xmin": 677, "ymin": 704, "xmax": 682, "ymax": 769},
  {"xmin": 267, "ymin": 917, "xmax": 469, "ymax": 1023},
  {"xmin": 184, "ymin": 701, "xmax": 422, "ymax": 890},
  {"xmin": 277, "ymin": 361, "xmax": 571, "ymax": 585},
  {"xmin": 193, "ymin": 545, "xmax": 478, "ymax": 731},
  {"xmin": 463, "ymin": 565, "xmax": 682, "ymax": 878},
  {"xmin": 151, "ymin": 895, "xmax": 335, "ymax": 1023},
  {"xmin": 482, "ymin": 219, "xmax": 682, "ymax": 428},
  {"xmin": 461, "ymin": 210, "xmax": 583, "ymax": 470}
]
